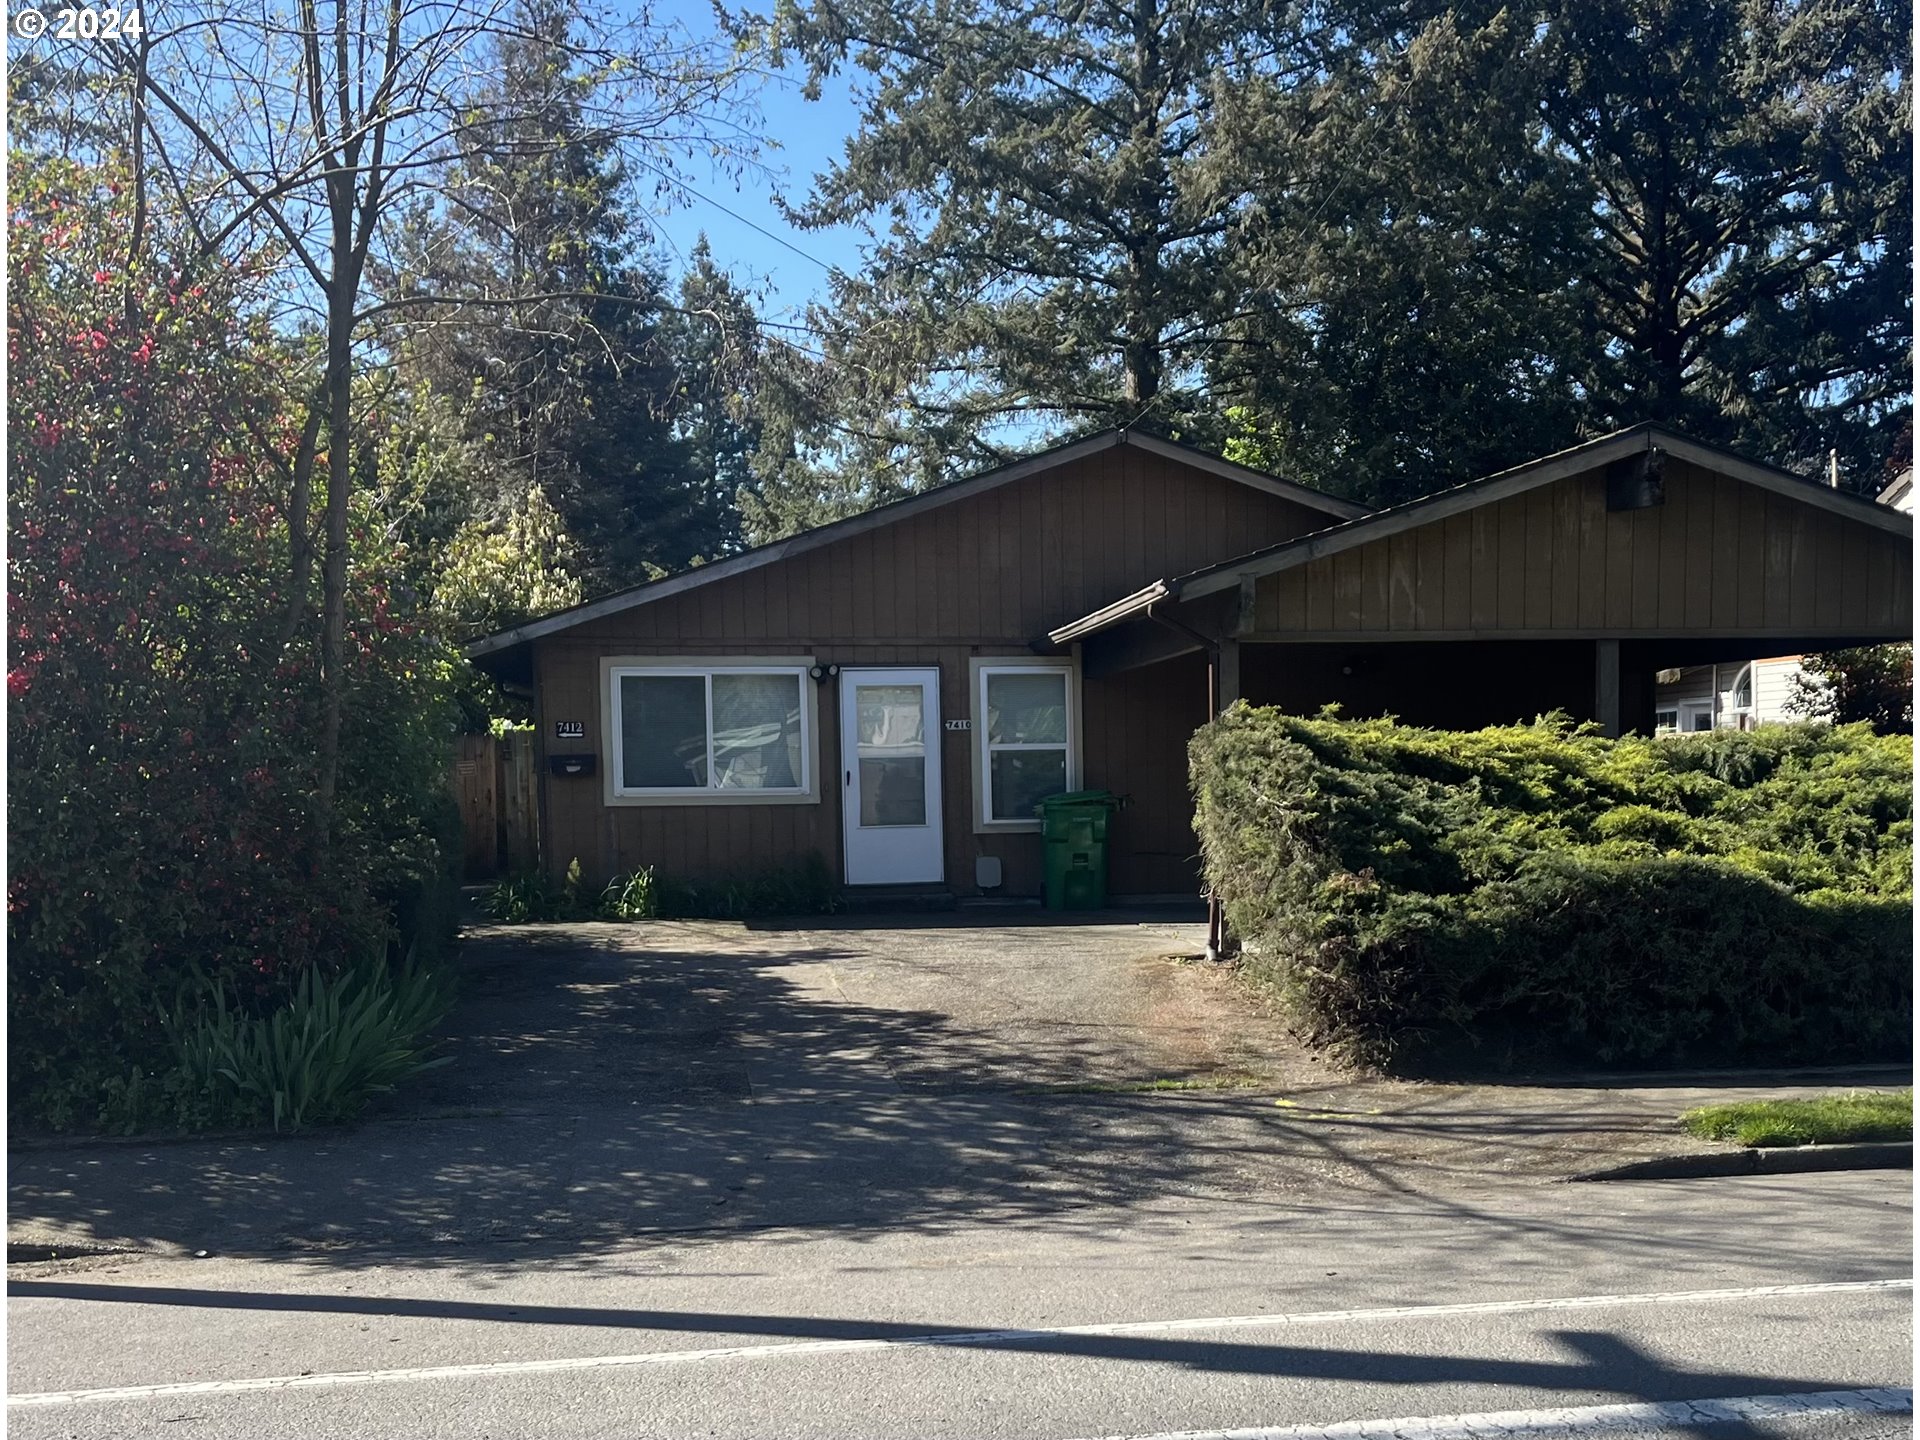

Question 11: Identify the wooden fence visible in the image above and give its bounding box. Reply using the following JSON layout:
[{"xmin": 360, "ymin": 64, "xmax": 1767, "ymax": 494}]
[{"xmin": 450, "ymin": 731, "xmax": 540, "ymax": 880}]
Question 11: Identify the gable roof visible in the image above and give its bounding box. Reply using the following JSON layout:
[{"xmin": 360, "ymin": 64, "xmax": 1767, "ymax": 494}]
[
  {"xmin": 1048, "ymin": 424, "xmax": 1913, "ymax": 645},
  {"xmin": 466, "ymin": 428, "xmax": 1367, "ymax": 660}
]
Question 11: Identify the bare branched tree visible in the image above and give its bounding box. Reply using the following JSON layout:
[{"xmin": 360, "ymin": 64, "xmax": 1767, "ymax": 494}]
[{"xmin": 37, "ymin": 0, "xmax": 760, "ymax": 861}]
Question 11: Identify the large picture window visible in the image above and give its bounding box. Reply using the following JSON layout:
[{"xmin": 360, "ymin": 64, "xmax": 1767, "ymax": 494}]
[
  {"xmin": 977, "ymin": 663, "xmax": 1076, "ymax": 827},
  {"xmin": 609, "ymin": 664, "xmax": 811, "ymax": 798}
]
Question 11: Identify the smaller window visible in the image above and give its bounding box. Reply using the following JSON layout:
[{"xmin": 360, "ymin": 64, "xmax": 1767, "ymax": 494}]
[
  {"xmin": 1662, "ymin": 698, "xmax": 1717, "ymax": 734},
  {"xmin": 978, "ymin": 664, "xmax": 1076, "ymax": 826}
]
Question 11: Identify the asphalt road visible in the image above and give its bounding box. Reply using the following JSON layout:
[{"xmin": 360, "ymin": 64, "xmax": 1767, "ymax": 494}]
[{"xmin": 7, "ymin": 1171, "xmax": 1911, "ymax": 1439}]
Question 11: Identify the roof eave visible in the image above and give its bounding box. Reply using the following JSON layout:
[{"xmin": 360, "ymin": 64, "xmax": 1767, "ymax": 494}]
[
  {"xmin": 462, "ymin": 427, "xmax": 1365, "ymax": 657},
  {"xmin": 1176, "ymin": 425, "xmax": 1912, "ymax": 602},
  {"xmin": 1118, "ymin": 431, "xmax": 1369, "ymax": 521},
  {"xmin": 1046, "ymin": 579, "xmax": 1173, "ymax": 646}
]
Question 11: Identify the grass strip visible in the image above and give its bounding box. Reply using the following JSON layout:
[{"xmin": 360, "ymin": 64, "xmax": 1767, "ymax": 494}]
[{"xmin": 1680, "ymin": 1090, "xmax": 1911, "ymax": 1148}]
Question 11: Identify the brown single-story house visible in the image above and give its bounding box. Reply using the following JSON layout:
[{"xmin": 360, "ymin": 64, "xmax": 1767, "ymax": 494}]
[{"xmin": 468, "ymin": 424, "xmax": 1912, "ymax": 901}]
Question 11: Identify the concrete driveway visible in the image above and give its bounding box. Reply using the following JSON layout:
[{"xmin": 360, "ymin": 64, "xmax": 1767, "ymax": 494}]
[
  {"xmin": 410, "ymin": 913, "xmax": 1307, "ymax": 1111},
  {"xmin": 9, "ymin": 914, "xmax": 1906, "ymax": 1268}
]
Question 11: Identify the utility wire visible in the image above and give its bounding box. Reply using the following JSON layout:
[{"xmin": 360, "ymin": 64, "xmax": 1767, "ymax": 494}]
[{"xmin": 629, "ymin": 153, "xmax": 845, "ymax": 276}]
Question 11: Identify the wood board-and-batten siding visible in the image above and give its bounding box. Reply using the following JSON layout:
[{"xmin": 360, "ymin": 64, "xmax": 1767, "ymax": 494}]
[
  {"xmin": 1248, "ymin": 459, "xmax": 1911, "ymax": 641},
  {"xmin": 535, "ymin": 447, "xmax": 1334, "ymax": 895}
]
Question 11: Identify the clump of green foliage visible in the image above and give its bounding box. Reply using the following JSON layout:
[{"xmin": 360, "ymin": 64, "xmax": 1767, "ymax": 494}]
[
  {"xmin": 1681, "ymin": 1090, "xmax": 1911, "ymax": 1149},
  {"xmin": 655, "ymin": 852, "xmax": 843, "ymax": 920},
  {"xmin": 1788, "ymin": 645, "xmax": 1913, "ymax": 735},
  {"xmin": 161, "ymin": 949, "xmax": 455, "ymax": 1133},
  {"xmin": 482, "ymin": 853, "xmax": 842, "ymax": 923},
  {"xmin": 598, "ymin": 867, "xmax": 661, "ymax": 920},
  {"xmin": 1190, "ymin": 710, "xmax": 1912, "ymax": 1073},
  {"xmin": 480, "ymin": 859, "xmax": 586, "ymax": 923}
]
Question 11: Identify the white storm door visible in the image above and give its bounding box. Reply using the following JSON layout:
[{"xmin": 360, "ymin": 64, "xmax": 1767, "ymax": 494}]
[{"xmin": 840, "ymin": 668, "xmax": 943, "ymax": 885}]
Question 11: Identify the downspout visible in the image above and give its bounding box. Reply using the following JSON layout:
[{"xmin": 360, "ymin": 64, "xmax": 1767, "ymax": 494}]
[{"xmin": 1146, "ymin": 599, "xmax": 1229, "ymax": 961}]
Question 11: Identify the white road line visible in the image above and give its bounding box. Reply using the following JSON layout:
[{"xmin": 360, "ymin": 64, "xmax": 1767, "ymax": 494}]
[
  {"xmin": 1067, "ymin": 1388, "xmax": 1915, "ymax": 1440},
  {"xmin": 8, "ymin": 1278, "xmax": 1910, "ymax": 1408}
]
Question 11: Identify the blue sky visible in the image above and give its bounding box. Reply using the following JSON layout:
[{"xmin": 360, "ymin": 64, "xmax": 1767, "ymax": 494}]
[{"xmin": 643, "ymin": 0, "xmax": 868, "ymax": 329}]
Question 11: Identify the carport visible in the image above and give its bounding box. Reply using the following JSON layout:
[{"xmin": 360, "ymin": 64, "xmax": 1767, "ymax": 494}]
[
  {"xmin": 1043, "ymin": 426, "xmax": 1912, "ymax": 953},
  {"xmin": 1047, "ymin": 426, "xmax": 1912, "ymax": 739}
]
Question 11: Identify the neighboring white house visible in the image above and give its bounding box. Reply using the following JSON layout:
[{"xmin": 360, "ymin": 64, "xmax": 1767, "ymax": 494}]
[
  {"xmin": 1651, "ymin": 468, "xmax": 1909, "ymax": 735},
  {"xmin": 1653, "ymin": 657, "xmax": 1812, "ymax": 734}
]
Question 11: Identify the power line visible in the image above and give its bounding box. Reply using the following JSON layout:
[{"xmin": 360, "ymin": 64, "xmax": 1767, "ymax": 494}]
[{"xmin": 629, "ymin": 154, "xmax": 845, "ymax": 276}]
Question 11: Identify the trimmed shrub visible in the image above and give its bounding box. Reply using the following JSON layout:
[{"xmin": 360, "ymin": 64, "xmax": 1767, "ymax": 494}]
[{"xmin": 1190, "ymin": 709, "xmax": 1911, "ymax": 1073}]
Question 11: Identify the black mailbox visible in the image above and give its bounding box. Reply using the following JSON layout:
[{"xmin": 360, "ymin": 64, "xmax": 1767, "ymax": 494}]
[{"xmin": 549, "ymin": 753, "xmax": 597, "ymax": 778}]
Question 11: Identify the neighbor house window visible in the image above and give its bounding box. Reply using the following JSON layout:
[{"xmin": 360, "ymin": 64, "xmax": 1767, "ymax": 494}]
[
  {"xmin": 609, "ymin": 665, "xmax": 811, "ymax": 797},
  {"xmin": 977, "ymin": 662, "xmax": 1076, "ymax": 826},
  {"xmin": 1723, "ymin": 663, "xmax": 1755, "ymax": 725}
]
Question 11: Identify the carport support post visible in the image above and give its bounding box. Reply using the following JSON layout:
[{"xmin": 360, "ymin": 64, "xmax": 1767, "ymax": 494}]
[
  {"xmin": 1216, "ymin": 640, "xmax": 1240, "ymax": 717},
  {"xmin": 1205, "ymin": 640, "xmax": 1242, "ymax": 962},
  {"xmin": 1594, "ymin": 639, "xmax": 1622, "ymax": 738}
]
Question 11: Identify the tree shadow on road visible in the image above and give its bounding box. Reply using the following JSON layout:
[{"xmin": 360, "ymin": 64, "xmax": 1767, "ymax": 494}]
[{"xmin": 5, "ymin": 1273, "xmax": 1904, "ymax": 1429}]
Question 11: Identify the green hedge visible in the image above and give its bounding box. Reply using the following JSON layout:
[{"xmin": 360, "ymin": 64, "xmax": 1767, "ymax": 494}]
[{"xmin": 1190, "ymin": 710, "xmax": 1912, "ymax": 1073}]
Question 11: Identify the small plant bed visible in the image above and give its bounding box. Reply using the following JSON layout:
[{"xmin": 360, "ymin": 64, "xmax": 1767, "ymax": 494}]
[
  {"xmin": 481, "ymin": 854, "xmax": 843, "ymax": 923},
  {"xmin": 1680, "ymin": 1090, "xmax": 1912, "ymax": 1148}
]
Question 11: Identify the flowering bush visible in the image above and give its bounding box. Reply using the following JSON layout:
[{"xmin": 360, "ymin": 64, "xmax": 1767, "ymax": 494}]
[{"xmin": 7, "ymin": 157, "xmax": 460, "ymax": 1131}]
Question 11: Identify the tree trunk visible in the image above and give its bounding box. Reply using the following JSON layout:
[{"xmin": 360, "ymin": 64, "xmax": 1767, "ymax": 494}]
[
  {"xmin": 1123, "ymin": 324, "xmax": 1161, "ymax": 408},
  {"xmin": 1121, "ymin": 0, "xmax": 1166, "ymax": 414},
  {"xmin": 1646, "ymin": 103, "xmax": 1685, "ymax": 420},
  {"xmin": 312, "ymin": 279, "xmax": 353, "ymax": 868},
  {"xmin": 275, "ymin": 396, "xmax": 326, "ymax": 653}
]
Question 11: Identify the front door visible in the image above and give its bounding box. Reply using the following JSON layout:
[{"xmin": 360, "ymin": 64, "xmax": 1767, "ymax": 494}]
[{"xmin": 840, "ymin": 668, "xmax": 944, "ymax": 885}]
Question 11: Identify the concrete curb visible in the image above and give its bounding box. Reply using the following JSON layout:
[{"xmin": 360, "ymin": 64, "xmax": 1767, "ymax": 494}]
[
  {"xmin": 1573, "ymin": 1141, "xmax": 1911, "ymax": 1182},
  {"xmin": 1493, "ymin": 1063, "xmax": 1912, "ymax": 1088}
]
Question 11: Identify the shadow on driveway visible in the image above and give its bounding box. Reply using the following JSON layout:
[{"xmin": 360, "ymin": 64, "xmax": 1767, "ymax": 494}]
[{"xmin": 10, "ymin": 918, "xmax": 1878, "ymax": 1270}]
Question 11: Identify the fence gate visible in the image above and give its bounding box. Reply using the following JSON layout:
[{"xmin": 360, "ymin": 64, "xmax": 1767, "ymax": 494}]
[
  {"xmin": 499, "ymin": 731, "xmax": 539, "ymax": 873},
  {"xmin": 451, "ymin": 735, "xmax": 499, "ymax": 879},
  {"xmin": 450, "ymin": 732, "xmax": 541, "ymax": 880}
]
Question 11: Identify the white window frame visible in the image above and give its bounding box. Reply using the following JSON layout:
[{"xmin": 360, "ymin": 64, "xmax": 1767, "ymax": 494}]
[
  {"xmin": 1654, "ymin": 707, "xmax": 1680, "ymax": 735},
  {"xmin": 599, "ymin": 656, "xmax": 818, "ymax": 807},
  {"xmin": 1723, "ymin": 662, "xmax": 1755, "ymax": 723},
  {"xmin": 1677, "ymin": 699, "xmax": 1715, "ymax": 733},
  {"xmin": 971, "ymin": 657, "xmax": 1080, "ymax": 833}
]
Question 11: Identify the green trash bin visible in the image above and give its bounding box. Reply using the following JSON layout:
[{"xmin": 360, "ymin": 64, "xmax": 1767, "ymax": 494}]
[{"xmin": 1036, "ymin": 790, "xmax": 1121, "ymax": 911}]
